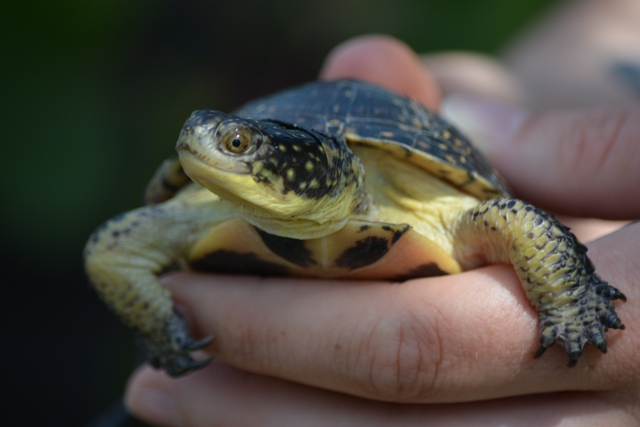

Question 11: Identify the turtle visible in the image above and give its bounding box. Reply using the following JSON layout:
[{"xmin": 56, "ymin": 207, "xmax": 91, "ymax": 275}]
[{"xmin": 84, "ymin": 79, "xmax": 626, "ymax": 377}]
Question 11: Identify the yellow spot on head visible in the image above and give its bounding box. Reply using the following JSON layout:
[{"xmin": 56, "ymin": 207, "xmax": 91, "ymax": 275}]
[
  {"xmin": 251, "ymin": 161, "xmax": 264, "ymax": 174},
  {"xmin": 305, "ymin": 161, "xmax": 314, "ymax": 171},
  {"xmin": 292, "ymin": 145, "xmax": 301, "ymax": 152},
  {"xmin": 287, "ymin": 169, "xmax": 296, "ymax": 181},
  {"xmin": 279, "ymin": 145, "xmax": 286, "ymax": 152},
  {"xmin": 309, "ymin": 179, "xmax": 319, "ymax": 188},
  {"xmin": 381, "ymin": 131, "xmax": 395, "ymax": 138},
  {"xmin": 442, "ymin": 130, "xmax": 451, "ymax": 139}
]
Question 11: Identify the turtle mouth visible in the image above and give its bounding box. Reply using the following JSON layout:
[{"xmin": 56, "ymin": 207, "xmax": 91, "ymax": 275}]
[{"xmin": 178, "ymin": 150, "xmax": 251, "ymax": 183}]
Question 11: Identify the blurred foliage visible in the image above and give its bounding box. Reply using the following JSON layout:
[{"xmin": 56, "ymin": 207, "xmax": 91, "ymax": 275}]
[{"xmin": 0, "ymin": 0, "xmax": 558, "ymax": 425}]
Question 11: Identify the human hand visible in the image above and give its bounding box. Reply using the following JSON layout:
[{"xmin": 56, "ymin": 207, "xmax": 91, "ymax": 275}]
[
  {"xmin": 420, "ymin": 0, "xmax": 640, "ymax": 109},
  {"xmin": 125, "ymin": 35, "xmax": 640, "ymax": 426}
]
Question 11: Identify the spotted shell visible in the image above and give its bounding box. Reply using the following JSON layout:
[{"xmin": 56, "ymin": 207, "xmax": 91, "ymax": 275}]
[{"xmin": 234, "ymin": 79, "xmax": 510, "ymax": 200}]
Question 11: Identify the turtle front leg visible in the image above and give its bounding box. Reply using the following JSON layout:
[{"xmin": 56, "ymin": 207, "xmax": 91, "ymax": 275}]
[
  {"xmin": 452, "ymin": 198, "xmax": 626, "ymax": 367},
  {"xmin": 84, "ymin": 201, "xmax": 220, "ymax": 376}
]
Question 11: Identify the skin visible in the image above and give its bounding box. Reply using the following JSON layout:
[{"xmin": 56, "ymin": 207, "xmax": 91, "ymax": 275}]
[{"xmin": 125, "ymin": 35, "xmax": 640, "ymax": 426}]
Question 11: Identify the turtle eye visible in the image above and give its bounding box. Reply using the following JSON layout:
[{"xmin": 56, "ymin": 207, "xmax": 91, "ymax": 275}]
[
  {"xmin": 225, "ymin": 130, "xmax": 251, "ymax": 154},
  {"xmin": 216, "ymin": 120, "xmax": 263, "ymax": 155}
]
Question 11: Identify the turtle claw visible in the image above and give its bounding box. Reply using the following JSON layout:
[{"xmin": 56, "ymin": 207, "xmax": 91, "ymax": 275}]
[
  {"xmin": 189, "ymin": 354, "xmax": 215, "ymax": 371},
  {"xmin": 187, "ymin": 335, "xmax": 214, "ymax": 351},
  {"xmin": 136, "ymin": 312, "xmax": 215, "ymax": 377},
  {"xmin": 533, "ymin": 345, "xmax": 548, "ymax": 359},
  {"xmin": 534, "ymin": 277, "xmax": 625, "ymax": 367}
]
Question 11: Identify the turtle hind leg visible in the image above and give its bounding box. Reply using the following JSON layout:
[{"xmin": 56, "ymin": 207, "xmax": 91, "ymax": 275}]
[{"xmin": 452, "ymin": 198, "xmax": 626, "ymax": 366}]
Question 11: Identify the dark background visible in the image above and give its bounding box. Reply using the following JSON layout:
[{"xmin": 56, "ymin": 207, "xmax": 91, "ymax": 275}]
[{"xmin": 1, "ymin": 0, "xmax": 559, "ymax": 425}]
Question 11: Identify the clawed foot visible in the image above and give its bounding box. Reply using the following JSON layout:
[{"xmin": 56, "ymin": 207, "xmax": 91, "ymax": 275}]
[
  {"xmin": 534, "ymin": 280, "xmax": 626, "ymax": 367},
  {"xmin": 135, "ymin": 312, "xmax": 214, "ymax": 377}
]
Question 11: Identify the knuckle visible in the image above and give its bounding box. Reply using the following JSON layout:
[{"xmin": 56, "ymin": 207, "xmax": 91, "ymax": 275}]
[
  {"xmin": 564, "ymin": 108, "xmax": 639, "ymax": 179},
  {"xmin": 349, "ymin": 293, "xmax": 445, "ymax": 401}
]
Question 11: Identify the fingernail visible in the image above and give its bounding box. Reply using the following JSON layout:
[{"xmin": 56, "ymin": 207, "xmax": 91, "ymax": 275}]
[
  {"xmin": 441, "ymin": 95, "xmax": 528, "ymax": 154},
  {"xmin": 128, "ymin": 388, "xmax": 181, "ymax": 426}
]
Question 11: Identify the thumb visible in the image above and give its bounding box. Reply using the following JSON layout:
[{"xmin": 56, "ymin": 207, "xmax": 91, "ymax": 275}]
[{"xmin": 442, "ymin": 96, "xmax": 640, "ymax": 219}]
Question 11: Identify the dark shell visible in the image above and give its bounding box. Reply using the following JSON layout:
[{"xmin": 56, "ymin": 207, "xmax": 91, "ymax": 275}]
[{"xmin": 233, "ymin": 79, "xmax": 510, "ymax": 199}]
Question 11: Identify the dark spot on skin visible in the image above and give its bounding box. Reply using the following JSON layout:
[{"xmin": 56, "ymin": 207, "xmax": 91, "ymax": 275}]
[
  {"xmin": 389, "ymin": 263, "xmax": 448, "ymax": 282},
  {"xmin": 159, "ymin": 261, "xmax": 183, "ymax": 275},
  {"xmin": 255, "ymin": 227, "xmax": 316, "ymax": 267},
  {"xmin": 525, "ymin": 206, "xmax": 533, "ymax": 212},
  {"xmin": 111, "ymin": 230, "xmax": 120, "ymax": 238},
  {"xmin": 190, "ymin": 250, "xmax": 290, "ymax": 276},
  {"xmin": 491, "ymin": 226, "xmax": 497, "ymax": 231},
  {"xmin": 359, "ymin": 225, "xmax": 370, "ymax": 232},
  {"xmin": 391, "ymin": 225, "xmax": 410, "ymax": 244},
  {"xmin": 334, "ymin": 236, "xmax": 390, "ymax": 270},
  {"xmin": 382, "ymin": 225, "xmax": 393, "ymax": 232},
  {"xmin": 506, "ymin": 200, "xmax": 516, "ymax": 209},
  {"xmin": 160, "ymin": 176, "xmax": 181, "ymax": 193}
]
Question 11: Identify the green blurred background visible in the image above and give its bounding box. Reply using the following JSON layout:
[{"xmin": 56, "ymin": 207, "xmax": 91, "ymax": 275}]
[{"xmin": 1, "ymin": 0, "xmax": 558, "ymax": 425}]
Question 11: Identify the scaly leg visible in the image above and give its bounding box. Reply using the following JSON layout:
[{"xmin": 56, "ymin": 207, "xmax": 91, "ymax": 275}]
[
  {"xmin": 84, "ymin": 189, "xmax": 231, "ymax": 375},
  {"xmin": 453, "ymin": 198, "xmax": 625, "ymax": 367}
]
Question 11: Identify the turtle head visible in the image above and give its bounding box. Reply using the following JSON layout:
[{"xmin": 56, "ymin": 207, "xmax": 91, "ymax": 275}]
[{"xmin": 176, "ymin": 110, "xmax": 367, "ymax": 230}]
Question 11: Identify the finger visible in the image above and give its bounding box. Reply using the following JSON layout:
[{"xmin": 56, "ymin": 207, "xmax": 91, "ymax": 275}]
[
  {"xmin": 160, "ymin": 224, "xmax": 638, "ymax": 404},
  {"xmin": 441, "ymin": 97, "xmax": 640, "ymax": 218},
  {"xmin": 125, "ymin": 362, "xmax": 638, "ymax": 427},
  {"xmin": 319, "ymin": 34, "xmax": 441, "ymax": 110},
  {"xmin": 554, "ymin": 216, "xmax": 628, "ymax": 243},
  {"xmin": 420, "ymin": 51, "xmax": 524, "ymax": 104}
]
